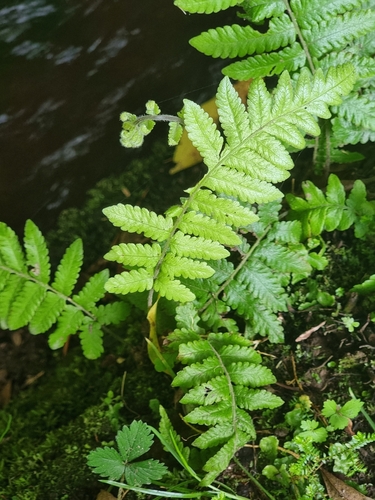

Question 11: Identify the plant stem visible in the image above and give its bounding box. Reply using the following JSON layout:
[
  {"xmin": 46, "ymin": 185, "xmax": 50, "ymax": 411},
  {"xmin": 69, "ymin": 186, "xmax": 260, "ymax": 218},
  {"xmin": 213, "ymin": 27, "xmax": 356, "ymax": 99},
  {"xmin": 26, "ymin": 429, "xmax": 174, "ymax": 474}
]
[{"xmin": 233, "ymin": 456, "xmax": 277, "ymax": 500}]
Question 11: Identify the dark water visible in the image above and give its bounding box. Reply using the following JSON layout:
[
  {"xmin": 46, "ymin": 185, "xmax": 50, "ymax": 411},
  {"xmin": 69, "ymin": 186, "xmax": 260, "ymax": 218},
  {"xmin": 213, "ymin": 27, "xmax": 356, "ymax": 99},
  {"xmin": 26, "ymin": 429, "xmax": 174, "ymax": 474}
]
[{"xmin": 0, "ymin": 0, "xmax": 233, "ymax": 231}]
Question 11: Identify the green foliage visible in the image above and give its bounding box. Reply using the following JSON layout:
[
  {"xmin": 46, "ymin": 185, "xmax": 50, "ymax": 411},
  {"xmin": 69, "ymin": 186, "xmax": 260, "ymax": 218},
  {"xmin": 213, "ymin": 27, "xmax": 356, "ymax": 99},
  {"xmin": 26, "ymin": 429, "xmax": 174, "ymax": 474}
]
[
  {"xmin": 87, "ymin": 421, "xmax": 167, "ymax": 485},
  {"xmin": 181, "ymin": 0, "xmax": 375, "ymax": 170},
  {"xmin": 286, "ymin": 173, "xmax": 375, "ymax": 239},
  {"xmin": 105, "ymin": 66, "xmax": 355, "ymax": 307},
  {"xmin": 321, "ymin": 399, "xmax": 363, "ymax": 430},
  {"xmin": 172, "ymin": 332, "xmax": 283, "ymax": 485},
  {"xmin": 0, "ymin": 220, "xmax": 129, "ymax": 359}
]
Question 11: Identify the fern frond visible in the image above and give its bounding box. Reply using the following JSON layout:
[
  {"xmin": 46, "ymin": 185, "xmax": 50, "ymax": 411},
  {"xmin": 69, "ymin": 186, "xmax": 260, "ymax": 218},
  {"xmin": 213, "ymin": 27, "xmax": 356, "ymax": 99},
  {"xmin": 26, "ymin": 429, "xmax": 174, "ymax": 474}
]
[
  {"xmin": 162, "ymin": 254, "xmax": 214, "ymax": 279},
  {"xmin": 190, "ymin": 14, "xmax": 295, "ymax": 58},
  {"xmin": 334, "ymin": 92, "xmax": 375, "ymax": 129},
  {"xmin": 292, "ymin": 0, "xmax": 363, "ymax": 20},
  {"xmin": 174, "ymin": 0, "xmax": 243, "ymax": 14},
  {"xmin": 0, "ymin": 220, "xmax": 128, "ymax": 358},
  {"xmin": 332, "ymin": 116, "xmax": 375, "ymax": 145},
  {"xmin": 171, "ymin": 333, "xmax": 282, "ymax": 484},
  {"xmin": 154, "ymin": 274, "xmax": 195, "ymax": 302},
  {"xmin": 223, "ymin": 43, "xmax": 306, "ymax": 80},
  {"xmin": 178, "ymin": 211, "xmax": 241, "ymax": 245}
]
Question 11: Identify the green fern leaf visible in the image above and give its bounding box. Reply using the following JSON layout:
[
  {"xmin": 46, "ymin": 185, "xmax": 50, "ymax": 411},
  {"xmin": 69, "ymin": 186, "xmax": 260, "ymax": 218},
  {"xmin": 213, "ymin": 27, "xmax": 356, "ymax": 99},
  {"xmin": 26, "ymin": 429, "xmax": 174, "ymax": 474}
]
[
  {"xmin": 174, "ymin": 0, "xmax": 243, "ymax": 14},
  {"xmin": 7, "ymin": 282, "xmax": 46, "ymax": 330},
  {"xmin": 154, "ymin": 273, "xmax": 195, "ymax": 302},
  {"xmin": 103, "ymin": 204, "xmax": 173, "ymax": 242},
  {"xmin": 72, "ymin": 269, "xmax": 109, "ymax": 310},
  {"xmin": 104, "ymin": 243, "xmax": 161, "ymax": 268},
  {"xmin": 185, "ymin": 400, "xmax": 233, "ymax": 426},
  {"xmin": 255, "ymin": 243, "xmax": 311, "ymax": 274},
  {"xmin": 52, "ymin": 239, "xmax": 83, "ymax": 296},
  {"xmin": 183, "ymin": 100, "xmax": 223, "ymax": 166},
  {"xmin": 180, "ymin": 375, "xmax": 229, "ymax": 405},
  {"xmin": 237, "ymin": 260, "xmax": 288, "ymax": 313},
  {"xmin": 293, "ymin": 0, "xmax": 362, "ymax": 20},
  {"xmin": 248, "ymin": 302, "xmax": 284, "ymax": 343},
  {"xmin": 162, "ymin": 254, "xmax": 214, "ymax": 279},
  {"xmin": 200, "ymin": 431, "xmax": 249, "ymax": 486},
  {"xmin": 173, "ymin": 356, "xmax": 222, "ymax": 388},
  {"xmin": 334, "ymin": 92, "xmax": 375, "ymax": 129},
  {"xmin": 203, "ymin": 167, "xmax": 282, "ymax": 203},
  {"xmin": 0, "ymin": 276, "xmax": 23, "ymax": 329},
  {"xmin": 189, "ymin": 190, "xmax": 257, "ymax": 227},
  {"xmin": 193, "ymin": 421, "xmax": 234, "ymax": 448},
  {"xmin": 104, "ymin": 268, "xmax": 154, "ymax": 295},
  {"xmin": 235, "ymin": 386, "xmax": 283, "ymax": 410},
  {"xmin": 24, "ymin": 220, "xmax": 50, "ymax": 283},
  {"xmin": 242, "ymin": 0, "xmax": 285, "ymax": 22},
  {"xmin": 95, "ymin": 302, "xmax": 131, "ymax": 325},
  {"xmin": 332, "ymin": 116, "xmax": 375, "ymax": 145},
  {"xmin": 29, "ymin": 293, "xmax": 66, "ymax": 334},
  {"xmin": 0, "ymin": 223, "xmax": 26, "ymax": 273},
  {"xmin": 79, "ymin": 319, "xmax": 104, "ymax": 359},
  {"xmin": 190, "ymin": 14, "xmax": 294, "ymax": 58},
  {"xmin": 268, "ymin": 220, "xmax": 302, "ymax": 243},
  {"xmin": 178, "ymin": 211, "xmax": 241, "ymax": 245},
  {"xmin": 223, "ymin": 42, "xmax": 305, "ymax": 80},
  {"xmin": 305, "ymin": 10, "xmax": 375, "ymax": 59},
  {"xmin": 48, "ymin": 305, "xmax": 85, "ymax": 350},
  {"xmin": 228, "ymin": 362, "xmax": 276, "ymax": 386},
  {"xmin": 170, "ymin": 232, "xmax": 230, "ymax": 260}
]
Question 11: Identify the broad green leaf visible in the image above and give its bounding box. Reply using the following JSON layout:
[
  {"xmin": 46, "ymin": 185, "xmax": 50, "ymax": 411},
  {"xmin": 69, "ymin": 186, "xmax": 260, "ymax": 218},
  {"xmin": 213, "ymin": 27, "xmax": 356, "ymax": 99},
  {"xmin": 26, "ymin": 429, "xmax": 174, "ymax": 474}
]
[
  {"xmin": 234, "ymin": 387, "xmax": 283, "ymax": 410},
  {"xmin": 352, "ymin": 275, "xmax": 375, "ymax": 294},
  {"xmin": 228, "ymin": 362, "xmax": 276, "ymax": 386},
  {"xmin": 117, "ymin": 421, "xmax": 154, "ymax": 462},
  {"xmin": 159, "ymin": 406, "xmax": 190, "ymax": 461},
  {"xmin": 125, "ymin": 459, "xmax": 167, "ymax": 486},
  {"xmin": 87, "ymin": 447, "xmax": 125, "ymax": 480}
]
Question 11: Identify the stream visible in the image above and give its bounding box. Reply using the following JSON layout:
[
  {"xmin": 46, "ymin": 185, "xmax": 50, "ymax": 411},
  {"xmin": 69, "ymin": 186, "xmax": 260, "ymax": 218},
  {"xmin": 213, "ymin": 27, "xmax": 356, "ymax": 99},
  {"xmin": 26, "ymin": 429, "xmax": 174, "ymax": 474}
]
[{"xmin": 0, "ymin": 0, "xmax": 233, "ymax": 231}]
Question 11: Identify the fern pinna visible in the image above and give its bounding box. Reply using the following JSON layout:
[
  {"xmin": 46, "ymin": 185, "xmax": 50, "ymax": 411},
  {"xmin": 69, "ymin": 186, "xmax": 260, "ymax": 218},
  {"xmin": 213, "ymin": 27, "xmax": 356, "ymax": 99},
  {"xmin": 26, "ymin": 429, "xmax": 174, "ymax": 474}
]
[
  {"xmin": 0, "ymin": 220, "xmax": 129, "ymax": 359},
  {"xmin": 172, "ymin": 332, "xmax": 283, "ymax": 485},
  {"xmin": 177, "ymin": 0, "xmax": 375, "ymax": 169},
  {"xmin": 104, "ymin": 67, "xmax": 355, "ymax": 321}
]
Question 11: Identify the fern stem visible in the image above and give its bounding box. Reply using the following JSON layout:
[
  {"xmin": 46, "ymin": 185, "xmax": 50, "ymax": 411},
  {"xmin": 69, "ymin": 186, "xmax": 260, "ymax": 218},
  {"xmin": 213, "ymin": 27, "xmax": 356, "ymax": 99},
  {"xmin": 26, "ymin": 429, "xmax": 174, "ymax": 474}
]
[
  {"xmin": 209, "ymin": 341, "xmax": 238, "ymax": 436},
  {"xmin": 200, "ymin": 225, "xmax": 272, "ymax": 314},
  {"xmin": 282, "ymin": 0, "xmax": 315, "ymax": 74},
  {"xmin": 134, "ymin": 114, "xmax": 184, "ymax": 125},
  {"xmin": 0, "ymin": 264, "xmax": 122, "ymax": 341},
  {"xmin": 233, "ymin": 456, "xmax": 277, "ymax": 500}
]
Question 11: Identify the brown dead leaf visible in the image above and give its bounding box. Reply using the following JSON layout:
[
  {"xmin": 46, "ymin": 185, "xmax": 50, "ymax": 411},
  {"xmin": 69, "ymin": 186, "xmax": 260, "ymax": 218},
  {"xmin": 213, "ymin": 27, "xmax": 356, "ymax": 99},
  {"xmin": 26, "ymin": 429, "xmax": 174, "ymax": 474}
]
[
  {"xmin": 321, "ymin": 469, "xmax": 374, "ymax": 500},
  {"xmin": 295, "ymin": 321, "xmax": 326, "ymax": 342},
  {"xmin": 96, "ymin": 490, "xmax": 117, "ymax": 500}
]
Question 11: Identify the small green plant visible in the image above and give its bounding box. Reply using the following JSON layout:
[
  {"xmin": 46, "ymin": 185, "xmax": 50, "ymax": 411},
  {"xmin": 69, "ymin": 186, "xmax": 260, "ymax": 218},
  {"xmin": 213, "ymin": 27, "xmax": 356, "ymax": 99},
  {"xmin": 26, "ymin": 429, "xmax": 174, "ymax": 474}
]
[
  {"xmin": 0, "ymin": 220, "xmax": 129, "ymax": 358},
  {"xmin": 87, "ymin": 420, "xmax": 167, "ymax": 486}
]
